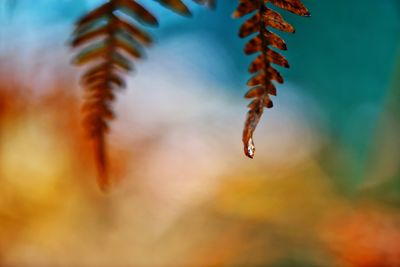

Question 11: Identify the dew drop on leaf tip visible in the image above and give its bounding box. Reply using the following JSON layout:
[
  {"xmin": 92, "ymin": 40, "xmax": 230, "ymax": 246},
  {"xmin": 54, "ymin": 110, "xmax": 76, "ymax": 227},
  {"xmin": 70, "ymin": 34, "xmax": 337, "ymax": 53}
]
[{"xmin": 246, "ymin": 137, "xmax": 255, "ymax": 159}]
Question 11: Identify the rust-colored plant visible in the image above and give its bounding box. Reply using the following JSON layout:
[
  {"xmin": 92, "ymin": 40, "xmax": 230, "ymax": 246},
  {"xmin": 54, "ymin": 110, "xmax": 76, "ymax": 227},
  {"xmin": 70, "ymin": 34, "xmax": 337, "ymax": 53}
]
[
  {"xmin": 71, "ymin": 0, "xmax": 212, "ymax": 190},
  {"xmin": 233, "ymin": 0, "xmax": 310, "ymax": 158}
]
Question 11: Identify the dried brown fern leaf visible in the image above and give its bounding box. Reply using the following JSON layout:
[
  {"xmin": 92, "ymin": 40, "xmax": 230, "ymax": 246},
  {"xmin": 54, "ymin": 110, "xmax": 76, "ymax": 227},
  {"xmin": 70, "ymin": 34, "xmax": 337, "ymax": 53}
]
[
  {"xmin": 234, "ymin": 0, "xmax": 310, "ymax": 158},
  {"xmin": 71, "ymin": 0, "xmax": 211, "ymax": 191}
]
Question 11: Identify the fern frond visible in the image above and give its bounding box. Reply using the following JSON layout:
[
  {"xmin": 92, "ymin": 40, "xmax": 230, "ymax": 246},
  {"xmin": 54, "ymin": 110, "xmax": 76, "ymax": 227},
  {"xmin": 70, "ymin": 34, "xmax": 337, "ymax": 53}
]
[
  {"xmin": 234, "ymin": 0, "xmax": 310, "ymax": 158},
  {"xmin": 71, "ymin": 0, "xmax": 211, "ymax": 191}
]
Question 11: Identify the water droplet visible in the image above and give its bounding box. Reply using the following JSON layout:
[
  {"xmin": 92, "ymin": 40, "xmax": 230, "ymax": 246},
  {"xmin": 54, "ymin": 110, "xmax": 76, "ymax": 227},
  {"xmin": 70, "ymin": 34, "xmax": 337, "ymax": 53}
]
[{"xmin": 246, "ymin": 138, "xmax": 255, "ymax": 159}]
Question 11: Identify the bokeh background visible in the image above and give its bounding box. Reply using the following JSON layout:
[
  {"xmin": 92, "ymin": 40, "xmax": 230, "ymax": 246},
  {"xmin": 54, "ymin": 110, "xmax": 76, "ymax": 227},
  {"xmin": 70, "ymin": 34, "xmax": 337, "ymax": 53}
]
[{"xmin": 0, "ymin": 0, "xmax": 400, "ymax": 266}]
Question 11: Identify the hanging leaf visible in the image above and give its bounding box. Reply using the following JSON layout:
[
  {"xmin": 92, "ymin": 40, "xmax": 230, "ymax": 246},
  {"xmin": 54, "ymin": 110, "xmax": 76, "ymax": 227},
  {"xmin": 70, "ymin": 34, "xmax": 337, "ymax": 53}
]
[
  {"xmin": 71, "ymin": 0, "xmax": 213, "ymax": 191},
  {"xmin": 234, "ymin": 0, "xmax": 310, "ymax": 158}
]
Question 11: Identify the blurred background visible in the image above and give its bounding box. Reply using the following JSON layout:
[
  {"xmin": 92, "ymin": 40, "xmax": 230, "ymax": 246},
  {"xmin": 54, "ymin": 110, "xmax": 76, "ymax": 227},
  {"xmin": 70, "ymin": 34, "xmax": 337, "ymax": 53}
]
[{"xmin": 0, "ymin": 0, "xmax": 400, "ymax": 266}]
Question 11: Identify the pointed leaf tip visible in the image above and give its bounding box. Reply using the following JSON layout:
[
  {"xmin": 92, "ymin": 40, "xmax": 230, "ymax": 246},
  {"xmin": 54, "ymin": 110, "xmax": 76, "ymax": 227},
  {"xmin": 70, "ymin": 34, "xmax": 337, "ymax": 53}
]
[{"xmin": 245, "ymin": 137, "xmax": 255, "ymax": 159}]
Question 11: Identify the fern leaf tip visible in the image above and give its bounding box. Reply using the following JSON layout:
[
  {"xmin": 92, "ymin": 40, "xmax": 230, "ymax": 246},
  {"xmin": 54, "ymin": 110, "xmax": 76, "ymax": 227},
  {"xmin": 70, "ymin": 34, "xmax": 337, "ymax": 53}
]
[{"xmin": 244, "ymin": 137, "xmax": 255, "ymax": 159}]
